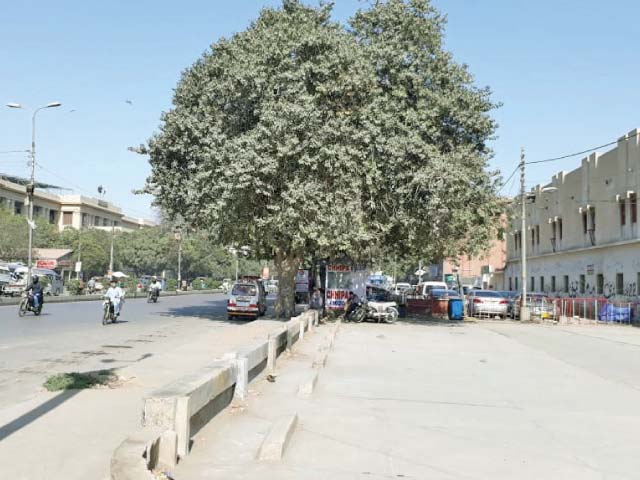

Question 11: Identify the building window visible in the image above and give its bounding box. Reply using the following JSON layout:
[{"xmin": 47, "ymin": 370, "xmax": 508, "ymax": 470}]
[
  {"xmin": 551, "ymin": 276, "xmax": 556, "ymax": 292},
  {"xmin": 531, "ymin": 229, "xmax": 535, "ymax": 248},
  {"xmin": 631, "ymin": 193, "xmax": 638, "ymax": 224},
  {"xmin": 563, "ymin": 275, "xmax": 569, "ymax": 293},
  {"xmin": 509, "ymin": 277, "xmax": 512, "ymax": 291},
  {"xmin": 616, "ymin": 273, "xmax": 624, "ymax": 295},
  {"xmin": 588, "ymin": 208, "xmax": 596, "ymax": 245},
  {"xmin": 620, "ymin": 200, "xmax": 626, "ymax": 226},
  {"xmin": 14, "ymin": 201, "xmax": 23, "ymax": 215},
  {"xmin": 34, "ymin": 206, "xmax": 42, "ymax": 216},
  {"xmin": 582, "ymin": 211, "xmax": 588, "ymax": 234},
  {"xmin": 579, "ymin": 274, "xmax": 585, "ymax": 294},
  {"xmin": 49, "ymin": 210, "xmax": 56, "ymax": 224},
  {"xmin": 597, "ymin": 274, "xmax": 604, "ymax": 295},
  {"xmin": 81, "ymin": 213, "xmax": 88, "ymax": 227},
  {"xmin": 558, "ymin": 218, "xmax": 563, "ymax": 240},
  {"xmin": 103, "ymin": 218, "xmax": 108, "ymax": 226},
  {"xmin": 63, "ymin": 212, "xmax": 73, "ymax": 225},
  {"xmin": 530, "ymin": 276, "xmax": 535, "ymax": 292},
  {"xmin": 540, "ymin": 276, "xmax": 544, "ymax": 292},
  {"xmin": 515, "ymin": 277, "xmax": 518, "ymax": 291},
  {"xmin": 94, "ymin": 216, "xmax": 100, "ymax": 226},
  {"xmin": 536, "ymin": 225, "xmax": 540, "ymax": 245}
]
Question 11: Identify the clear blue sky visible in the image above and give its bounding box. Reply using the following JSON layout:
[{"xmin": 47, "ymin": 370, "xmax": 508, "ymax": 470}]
[{"xmin": 1, "ymin": 0, "xmax": 638, "ymax": 219}]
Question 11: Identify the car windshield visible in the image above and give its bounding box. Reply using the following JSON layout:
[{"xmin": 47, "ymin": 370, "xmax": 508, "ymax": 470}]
[
  {"xmin": 232, "ymin": 284, "xmax": 256, "ymax": 296},
  {"xmin": 431, "ymin": 289, "xmax": 458, "ymax": 296},
  {"xmin": 473, "ymin": 291, "xmax": 501, "ymax": 298},
  {"xmin": 499, "ymin": 291, "xmax": 518, "ymax": 298}
]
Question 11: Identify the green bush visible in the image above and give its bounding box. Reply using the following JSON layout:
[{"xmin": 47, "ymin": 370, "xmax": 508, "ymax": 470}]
[
  {"xmin": 44, "ymin": 371, "xmax": 116, "ymax": 391},
  {"xmin": 66, "ymin": 279, "xmax": 82, "ymax": 295},
  {"xmin": 166, "ymin": 278, "xmax": 178, "ymax": 291}
]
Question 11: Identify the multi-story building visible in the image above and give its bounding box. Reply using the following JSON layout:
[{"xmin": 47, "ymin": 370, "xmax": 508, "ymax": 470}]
[
  {"xmin": 504, "ymin": 128, "xmax": 640, "ymax": 299},
  {"xmin": 0, "ymin": 176, "xmax": 154, "ymax": 232},
  {"xmin": 428, "ymin": 237, "xmax": 507, "ymax": 289}
]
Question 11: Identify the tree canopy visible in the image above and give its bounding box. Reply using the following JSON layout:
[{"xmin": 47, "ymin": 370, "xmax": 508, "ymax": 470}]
[{"xmin": 145, "ymin": 0, "xmax": 503, "ymax": 316}]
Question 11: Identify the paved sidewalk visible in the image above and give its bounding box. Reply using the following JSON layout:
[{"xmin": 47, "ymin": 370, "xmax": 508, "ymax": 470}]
[{"xmin": 175, "ymin": 320, "xmax": 640, "ymax": 480}]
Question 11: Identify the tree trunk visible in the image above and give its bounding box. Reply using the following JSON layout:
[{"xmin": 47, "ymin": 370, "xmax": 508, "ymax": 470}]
[{"xmin": 274, "ymin": 250, "xmax": 299, "ymax": 319}]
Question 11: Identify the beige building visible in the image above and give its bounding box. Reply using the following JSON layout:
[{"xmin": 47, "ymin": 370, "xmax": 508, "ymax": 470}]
[
  {"xmin": 0, "ymin": 176, "xmax": 154, "ymax": 232},
  {"xmin": 504, "ymin": 128, "xmax": 640, "ymax": 299}
]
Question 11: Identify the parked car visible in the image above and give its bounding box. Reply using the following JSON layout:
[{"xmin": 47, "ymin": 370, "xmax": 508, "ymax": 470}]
[
  {"xmin": 497, "ymin": 291, "xmax": 519, "ymax": 317},
  {"xmin": 466, "ymin": 290, "xmax": 509, "ymax": 318},
  {"xmin": 511, "ymin": 293, "xmax": 555, "ymax": 320},
  {"xmin": 409, "ymin": 281, "xmax": 449, "ymax": 298},
  {"xmin": 227, "ymin": 280, "xmax": 267, "ymax": 320},
  {"xmin": 391, "ymin": 282, "xmax": 412, "ymax": 295}
]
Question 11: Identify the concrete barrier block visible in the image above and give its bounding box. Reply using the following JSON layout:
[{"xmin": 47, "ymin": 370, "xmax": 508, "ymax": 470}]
[
  {"xmin": 257, "ymin": 413, "xmax": 299, "ymax": 461},
  {"xmin": 267, "ymin": 334, "xmax": 278, "ymax": 373},
  {"xmin": 297, "ymin": 372, "xmax": 318, "ymax": 397},
  {"xmin": 158, "ymin": 430, "xmax": 178, "ymax": 469},
  {"xmin": 238, "ymin": 340, "xmax": 269, "ymax": 371},
  {"xmin": 111, "ymin": 427, "xmax": 164, "ymax": 480},
  {"xmin": 312, "ymin": 352, "xmax": 328, "ymax": 369}
]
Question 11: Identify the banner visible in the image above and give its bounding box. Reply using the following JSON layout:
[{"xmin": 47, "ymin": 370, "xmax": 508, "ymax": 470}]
[{"xmin": 36, "ymin": 259, "xmax": 57, "ymax": 269}]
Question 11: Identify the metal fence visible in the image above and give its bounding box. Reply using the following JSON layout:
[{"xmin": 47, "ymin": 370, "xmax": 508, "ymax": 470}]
[{"xmin": 550, "ymin": 297, "xmax": 638, "ymax": 324}]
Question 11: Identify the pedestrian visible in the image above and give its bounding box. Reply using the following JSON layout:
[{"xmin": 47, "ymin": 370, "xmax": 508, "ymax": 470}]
[
  {"xmin": 310, "ymin": 287, "xmax": 324, "ymax": 319},
  {"xmin": 87, "ymin": 277, "xmax": 96, "ymax": 295}
]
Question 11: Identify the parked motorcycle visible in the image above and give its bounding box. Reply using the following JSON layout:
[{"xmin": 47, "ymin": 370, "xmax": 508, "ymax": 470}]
[
  {"xmin": 102, "ymin": 298, "xmax": 117, "ymax": 325},
  {"xmin": 18, "ymin": 292, "xmax": 43, "ymax": 317},
  {"xmin": 345, "ymin": 299, "xmax": 398, "ymax": 324}
]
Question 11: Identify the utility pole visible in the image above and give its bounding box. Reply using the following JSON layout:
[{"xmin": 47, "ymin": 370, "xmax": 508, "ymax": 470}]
[
  {"xmin": 76, "ymin": 223, "xmax": 83, "ymax": 280},
  {"xmin": 520, "ymin": 148, "xmax": 530, "ymax": 321},
  {"xmin": 6, "ymin": 101, "xmax": 61, "ymax": 285},
  {"xmin": 109, "ymin": 223, "xmax": 115, "ymax": 275},
  {"xmin": 176, "ymin": 231, "xmax": 182, "ymax": 290}
]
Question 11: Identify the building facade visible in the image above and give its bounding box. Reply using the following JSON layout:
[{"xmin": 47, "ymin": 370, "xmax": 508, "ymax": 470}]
[
  {"xmin": 0, "ymin": 177, "xmax": 154, "ymax": 232},
  {"xmin": 504, "ymin": 128, "xmax": 640, "ymax": 299}
]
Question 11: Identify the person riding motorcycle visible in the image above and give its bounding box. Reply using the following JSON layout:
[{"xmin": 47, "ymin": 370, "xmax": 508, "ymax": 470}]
[
  {"xmin": 104, "ymin": 279, "xmax": 123, "ymax": 318},
  {"xmin": 149, "ymin": 277, "xmax": 162, "ymax": 298},
  {"xmin": 24, "ymin": 275, "xmax": 44, "ymax": 310}
]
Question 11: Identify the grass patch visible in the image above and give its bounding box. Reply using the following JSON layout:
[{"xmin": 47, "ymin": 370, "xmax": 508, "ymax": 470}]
[{"xmin": 43, "ymin": 370, "xmax": 116, "ymax": 391}]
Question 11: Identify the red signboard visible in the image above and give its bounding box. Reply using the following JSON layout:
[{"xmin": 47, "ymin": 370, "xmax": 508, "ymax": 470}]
[
  {"xmin": 36, "ymin": 259, "xmax": 57, "ymax": 269},
  {"xmin": 327, "ymin": 264, "xmax": 351, "ymax": 272}
]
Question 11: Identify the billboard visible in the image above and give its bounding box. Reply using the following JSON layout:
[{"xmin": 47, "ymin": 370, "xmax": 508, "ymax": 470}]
[{"xmin": 325, "ymin": 265, "xmax": 367, "ymax": 310}]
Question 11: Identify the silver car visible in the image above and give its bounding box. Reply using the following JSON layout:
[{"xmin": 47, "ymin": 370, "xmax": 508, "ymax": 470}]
[{"xmin": 466, "ymin": 290, "xmax": 509, "ymax": 318}]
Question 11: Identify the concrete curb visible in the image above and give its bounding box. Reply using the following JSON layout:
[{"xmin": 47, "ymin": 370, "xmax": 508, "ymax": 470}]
[
  {"xmin": 110, "ymin": 427, "xmax": 165, "ymax": 480},
  {"xmin": 111, "ymin": 309, "xmax": 318, "ymax": 479},
  {"xmin": 257, "ymin": 413, "xmax": 299, "ymax": 461},
  {"xmin": 297, "ymin": 372, "xmax": 319, "ymax": 397}
]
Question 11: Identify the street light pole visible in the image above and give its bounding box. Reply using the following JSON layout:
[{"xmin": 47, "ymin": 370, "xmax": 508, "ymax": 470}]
[
  {"xmin": 520, "ymin": 148, "xmax": 530, "ymax": 321},
  {"xmin": 7, "ymin": 101, "xmax": 62, "ymax": 285}
]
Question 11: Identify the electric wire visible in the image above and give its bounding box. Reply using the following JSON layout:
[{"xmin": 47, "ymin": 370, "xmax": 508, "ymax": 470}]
[{"xmin": 526, "ymin": 130, "xmax": 639, "ymax": 165}]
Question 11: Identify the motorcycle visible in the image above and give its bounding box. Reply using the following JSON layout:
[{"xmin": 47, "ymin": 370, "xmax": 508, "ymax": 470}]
[
  {"xmin": 102, "ymin": 298, "xmax": 117, "ymax": 325},
  {"xmin": 147, "ymin": 288, "xmax": 159, "ymax": 303},
  {"xmin": 18, "ymin": 292, "xmax": 43, "ymax": 317},
  {"xmin": 345, "ymin": 299, "xmax": 398, "ymax": 324}
]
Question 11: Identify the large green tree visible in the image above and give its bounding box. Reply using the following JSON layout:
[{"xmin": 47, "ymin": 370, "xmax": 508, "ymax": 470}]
[{"xmin": 145, "ymin": 0, "xmax": 502, "ymax": 316}]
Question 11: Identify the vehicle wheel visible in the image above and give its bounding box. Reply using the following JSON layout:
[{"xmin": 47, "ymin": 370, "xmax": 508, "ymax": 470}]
[
  {"xmin": 102, "ymin": 306, "xmax": 109, "ymax": 325},
  {"xmin": 35, "ymin": 306, "xmax": 42, "ymax": 316},
  {"xmin": 353, "ymin": 309, "xmax": 366, "ymax": 323},
  {"xmin": 18, "ymin": 299, "xmax": 28, "ymax": 317},
  {"xmin": 384, "ymin": 306, "xmax": 399, "ymax": 324}
]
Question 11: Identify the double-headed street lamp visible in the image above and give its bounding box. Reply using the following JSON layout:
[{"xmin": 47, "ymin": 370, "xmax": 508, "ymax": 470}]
[{"xmin": 7, "ymin": 101, "xmax": 62, "ymax": 284}]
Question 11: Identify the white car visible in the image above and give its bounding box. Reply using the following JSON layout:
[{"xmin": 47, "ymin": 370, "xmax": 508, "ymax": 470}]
[{"xmin": 227, "ymin": 281, "xmax": 267, "ymax": 320}]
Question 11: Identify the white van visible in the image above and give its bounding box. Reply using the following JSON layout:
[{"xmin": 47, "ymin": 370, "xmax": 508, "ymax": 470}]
[
  {"xmin": 227, "ymin": 280, "xmax": 267, "ymax": 320},
  {"xmin": 11, "ymin": 267, "xmax": 64, "ymax": 296},
  {"xmin": 414, "ymin": 281, "xmax": 448, "ymax": 297}
]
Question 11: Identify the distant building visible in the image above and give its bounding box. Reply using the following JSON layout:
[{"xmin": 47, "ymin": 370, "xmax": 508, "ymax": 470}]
[
  {"xmin": 0, "ymin": 176, "xmax": 154, "ymax": 232},
  {"xmin": 504, "ymin": 128, "xmax": 640, "ymax": 299}
]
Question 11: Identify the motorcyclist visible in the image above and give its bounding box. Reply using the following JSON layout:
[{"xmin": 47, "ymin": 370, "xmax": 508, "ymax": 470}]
[
  {"xmin": 24, "ymin": 275, "xmax": 44, "ymax": 310},
  {"xmin": 104, "ymin": 279, "xmax": 123, "ymax": 318},
  {"xmin": 344, "ymin": 291, "xmax": 360, "ymax": 320},
  {"xmin": 149, "ymin": 276, "xmax": 162, "ymax": 298}
]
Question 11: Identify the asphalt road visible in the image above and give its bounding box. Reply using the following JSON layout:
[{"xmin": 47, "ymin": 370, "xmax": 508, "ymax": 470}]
[{"xmin": 0, "ymin": 292, "xmax": 237, "ymax": 408}]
